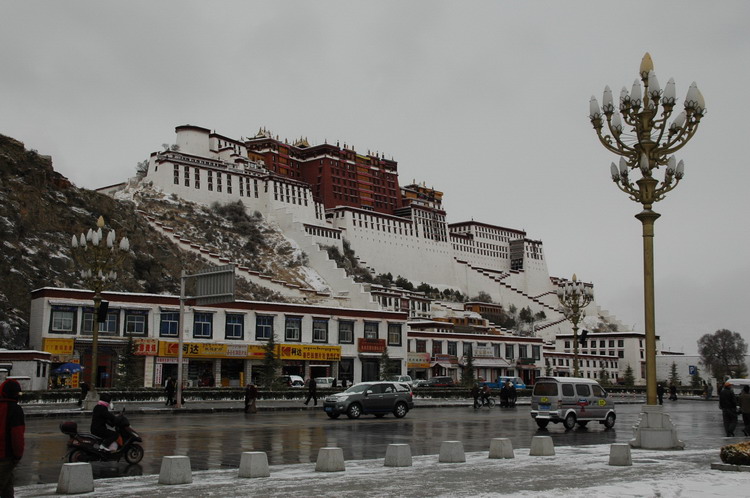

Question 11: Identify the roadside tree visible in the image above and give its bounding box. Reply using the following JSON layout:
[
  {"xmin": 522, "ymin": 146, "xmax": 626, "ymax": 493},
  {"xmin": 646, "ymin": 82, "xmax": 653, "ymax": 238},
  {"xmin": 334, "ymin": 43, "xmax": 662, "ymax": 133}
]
[{"xmin": 698, "ymin": 329, "xmax": 748, "ymax": 382}]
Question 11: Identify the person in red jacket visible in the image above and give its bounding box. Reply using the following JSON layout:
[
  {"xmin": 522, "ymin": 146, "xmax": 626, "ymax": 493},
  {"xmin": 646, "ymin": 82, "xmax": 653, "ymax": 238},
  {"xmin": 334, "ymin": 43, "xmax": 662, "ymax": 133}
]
[{"xmin": 0, "ymin": 379, "xmax": 25, "ymax": 498}]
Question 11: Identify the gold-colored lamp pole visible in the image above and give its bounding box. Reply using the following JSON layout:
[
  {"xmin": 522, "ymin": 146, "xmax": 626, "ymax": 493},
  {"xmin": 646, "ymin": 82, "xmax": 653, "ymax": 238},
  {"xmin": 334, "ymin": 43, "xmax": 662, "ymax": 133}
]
[
  {"xmin": 557, "ymin": 274, "xmax": 594, "ymax": 377},
  {"xmin": 589, "ymin": 53, "xmax": 705, "ymax": 406},
  {"xmin": 71, "ymin": 216, "xmax": 130, "ymax": 405}
]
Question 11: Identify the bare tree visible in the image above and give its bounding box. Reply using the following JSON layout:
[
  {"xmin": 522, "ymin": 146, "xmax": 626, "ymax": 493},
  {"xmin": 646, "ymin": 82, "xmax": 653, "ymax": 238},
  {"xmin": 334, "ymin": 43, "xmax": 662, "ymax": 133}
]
[{"xmin": 698, "ymin": 329, "xmax": 748, "ymax": 382}]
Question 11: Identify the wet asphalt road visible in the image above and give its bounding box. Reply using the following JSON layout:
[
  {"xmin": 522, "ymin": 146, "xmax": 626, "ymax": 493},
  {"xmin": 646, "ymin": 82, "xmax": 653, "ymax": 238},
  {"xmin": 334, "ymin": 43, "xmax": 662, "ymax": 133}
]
[{"xmin": 19, "ymin": 400, "xmax": 729, "ymax": 486}]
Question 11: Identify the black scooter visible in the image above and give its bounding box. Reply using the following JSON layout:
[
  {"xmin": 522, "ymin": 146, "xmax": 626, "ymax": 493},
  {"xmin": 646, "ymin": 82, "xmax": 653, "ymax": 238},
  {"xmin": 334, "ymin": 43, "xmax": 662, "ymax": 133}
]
[{"xmin": 60, "ymin": 412, "xmax": 144, "ymax": 464}]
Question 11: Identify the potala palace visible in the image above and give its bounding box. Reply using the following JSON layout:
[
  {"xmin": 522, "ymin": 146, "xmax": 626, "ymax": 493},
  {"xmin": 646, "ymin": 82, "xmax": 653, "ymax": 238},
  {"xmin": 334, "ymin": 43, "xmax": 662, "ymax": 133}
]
[{"xmin": 30, "ymin": 124, "xmax": 653, "ymax": 389}]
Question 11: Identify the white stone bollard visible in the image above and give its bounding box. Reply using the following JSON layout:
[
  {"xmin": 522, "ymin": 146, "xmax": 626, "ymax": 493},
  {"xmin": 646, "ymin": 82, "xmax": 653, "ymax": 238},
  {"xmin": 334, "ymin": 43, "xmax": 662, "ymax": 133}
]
[
  {"xmin": 489, "ymin": 438, "xmax": 514, "ymax": 459},
  {"xmin": 439, "ymin": 440, "xmax": 466, "ymax": 463},
  {"xmin": 56, "ymin": 462, "xmax": 94, "ymax": 494},
  {"xmin": 384, "ymin": 443, "xmax": 412, "ymax": 467},
  {"xmin": 158, "ymin": 455, "xmax": 193, "ymax": 485},
  {"xmin": 239, "ymin": 451, "xmax": 271, "ymax": 478},
  {"xmin": 609, "ymin": 443, "xmax": 632, "ymax": 466},
  {"xmin": 529, "ymin": 436, "xmax": 555, "ymax": 456},
  {"xmin": 315, "ymin": 447, "xmax": 346, "ymax": 472}
]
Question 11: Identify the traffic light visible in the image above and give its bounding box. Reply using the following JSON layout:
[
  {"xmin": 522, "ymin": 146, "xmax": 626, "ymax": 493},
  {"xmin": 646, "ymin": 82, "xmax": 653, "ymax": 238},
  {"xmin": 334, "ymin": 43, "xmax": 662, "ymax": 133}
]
[{"xmin": 579, "ymin": 329, "xmax": 589, "ymax": 342}]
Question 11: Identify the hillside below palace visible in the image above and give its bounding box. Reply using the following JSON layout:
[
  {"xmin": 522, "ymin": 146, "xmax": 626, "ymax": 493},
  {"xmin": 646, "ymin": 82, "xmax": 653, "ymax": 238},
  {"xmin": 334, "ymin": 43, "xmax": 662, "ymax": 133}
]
[{"xmin": 128, "ymin": 124, "xmax": 622, "ymax": 342}]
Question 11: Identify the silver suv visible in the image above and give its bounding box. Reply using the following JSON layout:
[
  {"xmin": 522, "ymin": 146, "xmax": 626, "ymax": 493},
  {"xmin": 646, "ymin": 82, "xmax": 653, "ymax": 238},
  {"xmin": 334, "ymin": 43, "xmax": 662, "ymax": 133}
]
[{"xmin": 323, "ymin": 381, "xmax": 414, "ymax": 419}]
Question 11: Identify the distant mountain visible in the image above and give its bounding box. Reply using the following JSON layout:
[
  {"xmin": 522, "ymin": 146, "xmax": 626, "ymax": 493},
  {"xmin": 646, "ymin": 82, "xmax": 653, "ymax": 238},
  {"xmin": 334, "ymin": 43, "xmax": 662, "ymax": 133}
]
[{"xmin": 0, "ymin": 134, "xmax": 308, "ymax": 348}]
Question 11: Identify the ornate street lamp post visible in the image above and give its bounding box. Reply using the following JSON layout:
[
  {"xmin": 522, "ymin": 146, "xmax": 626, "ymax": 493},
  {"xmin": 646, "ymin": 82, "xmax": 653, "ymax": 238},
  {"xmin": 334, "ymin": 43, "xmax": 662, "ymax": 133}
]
[
  {"xmin": 556, "ymin": 274, "xmax": 593, "ymax": 377},
  {"xmin": 71, "ymin": 216, "xmax": 129, "ymax": 407},
  {"xmin": 589, "ymin": 53, "xmax": 704, "ymax": 448}
]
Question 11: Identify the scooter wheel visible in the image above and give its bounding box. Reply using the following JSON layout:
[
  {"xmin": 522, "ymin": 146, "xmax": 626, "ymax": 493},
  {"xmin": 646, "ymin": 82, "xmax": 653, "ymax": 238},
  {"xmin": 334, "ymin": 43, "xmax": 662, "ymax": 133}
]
[
  {"xmin": 124, "ymin": 444, "xmax": 144, "ymax": 464},
  {"xmin": 68, "ymin": 450, "xmax": 88, "ymax": 463}
]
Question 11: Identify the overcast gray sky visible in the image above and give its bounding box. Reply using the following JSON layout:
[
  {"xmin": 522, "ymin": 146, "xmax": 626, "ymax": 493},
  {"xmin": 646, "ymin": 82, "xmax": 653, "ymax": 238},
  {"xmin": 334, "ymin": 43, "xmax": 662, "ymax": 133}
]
[{"xmin": 2, "ymin": 1, "xmax": 748, "ymax": 354}]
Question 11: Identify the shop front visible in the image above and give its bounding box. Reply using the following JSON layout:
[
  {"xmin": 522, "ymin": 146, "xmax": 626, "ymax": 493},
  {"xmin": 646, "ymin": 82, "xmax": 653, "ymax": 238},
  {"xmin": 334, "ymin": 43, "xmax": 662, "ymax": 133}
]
[
  {"xmin": 431, "ymin": 354, "xmax": 459, "ymax": 381},
  {"xmin": 358, "ymin": 338, "xmax": 385, "ymax": 382},
  {"xmin": 407, "ymin": 352, "xmax": 431, "ymax": 381},
  {"xmin": 278, "ymin": 344, "xmax": 341, "ymax": 380}
]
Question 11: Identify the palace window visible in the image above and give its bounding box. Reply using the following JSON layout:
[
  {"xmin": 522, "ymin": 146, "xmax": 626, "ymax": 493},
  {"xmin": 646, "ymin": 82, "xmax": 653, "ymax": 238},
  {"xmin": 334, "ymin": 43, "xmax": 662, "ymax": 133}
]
[
  {"xmin": 255, "ymin": 315, "xmax": 274, "ymax": 341},
  {"xmin": 225, "ymin": 314, "xmax": 244, "ymax": 340},
  {"xmin": 312, "ymin": 319, "xmax": 328, "ymax": 343},
  {"xmin": 285, "ymin": 316, "xmax": 302, "ymax": 342},
  {"xmin": 124, "ymin": 310, "xmax": 148, "ymax": 336},
  {"xmin": 338, "ymin": 321, "xmax": 354, "ymax": 344},
  {"xmin": 159, "ymin": 312, "xmax": 179, "ymax": 337},
  {"xmin": 387, "ymin": 323, "xmax": 402, "ymax": 346},
  {"xmin": 193, "ymin": 312, "xmax": 213, "ymax": 339}
]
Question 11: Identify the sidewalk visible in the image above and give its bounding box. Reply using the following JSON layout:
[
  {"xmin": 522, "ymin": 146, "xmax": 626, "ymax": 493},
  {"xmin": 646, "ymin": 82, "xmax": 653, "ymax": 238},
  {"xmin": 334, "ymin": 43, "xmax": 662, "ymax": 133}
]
[{"xmin": 15, "ymin": 442, "xmax": 744, "ymax": 497}]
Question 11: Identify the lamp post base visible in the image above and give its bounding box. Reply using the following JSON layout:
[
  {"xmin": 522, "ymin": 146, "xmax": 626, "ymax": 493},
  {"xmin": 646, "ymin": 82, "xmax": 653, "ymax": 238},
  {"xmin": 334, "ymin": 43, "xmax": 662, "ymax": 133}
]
[{"xmin": 629, "ymin": 404, "xmax": 684, "ymax": 450}]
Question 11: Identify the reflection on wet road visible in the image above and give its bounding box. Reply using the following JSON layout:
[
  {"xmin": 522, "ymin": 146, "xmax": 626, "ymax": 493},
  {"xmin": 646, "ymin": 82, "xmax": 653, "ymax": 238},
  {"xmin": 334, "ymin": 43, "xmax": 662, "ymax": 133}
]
[{"xmin": 19, "ymin": 401, "xmax": 724, "ymax": 485}]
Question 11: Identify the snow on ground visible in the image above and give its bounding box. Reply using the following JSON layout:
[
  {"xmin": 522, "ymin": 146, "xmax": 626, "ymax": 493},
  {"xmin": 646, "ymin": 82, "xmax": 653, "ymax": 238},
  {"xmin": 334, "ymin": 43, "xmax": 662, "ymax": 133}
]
[{"xmin": 16, "ymin": 444, "xmax": 745, "ymax": 497}]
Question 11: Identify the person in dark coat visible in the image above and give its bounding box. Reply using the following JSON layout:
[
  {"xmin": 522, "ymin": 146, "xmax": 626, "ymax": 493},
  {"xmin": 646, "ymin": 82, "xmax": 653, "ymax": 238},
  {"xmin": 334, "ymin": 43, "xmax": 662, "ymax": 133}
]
[
  {"xmin": 0, "ymin": 379, "xmax": 25, "ymax": 498},
  {"xmin": 669, "ymin": 383, "xmax": 678, "ymax": 401},
  {"xmin": 719, "ymin": 382, "xmax": 739, "ymax": 437},
  {"xmin": 244, "ymin": 384, "xmax": 258, "ymax": 414},
  {"xmin": 78, "ymin": 381, "xmax": 89, "ymax": 407},
  {"xmin": 507, "ymin": 382, "xmax": 517, "ymax": 407},
  {"xmin": 91, "ymin": 393, "xmax": 119, "ymax": 451},
  {"xmin": 470, "ymin": 383, "xmax": 480, "ymax": 409},
  {"xmin": 499, "ymin": 383, "xmax": 510, "ymax": 407},
  {"xmin": 164, "ymin": 377, "xmax": 176, "ymax": 406},
  {"xmin": 303, "ymin": 377, "xmax": 317, "ymax": 406},
  {"xmin": 657, "ymin": 384, "xmax": 665, "ymax": 405}
]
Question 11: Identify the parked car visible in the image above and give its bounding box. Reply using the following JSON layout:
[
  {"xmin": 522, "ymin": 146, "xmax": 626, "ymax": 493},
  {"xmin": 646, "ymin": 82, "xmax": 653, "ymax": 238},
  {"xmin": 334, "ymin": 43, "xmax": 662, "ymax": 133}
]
[
  {"xmin": 387, "ymin": 375, "xmax": 414, "ymax": 388},
  {"xmin": 413, "ymin": 379, "xmax": 429, "ymax": 388},
  {"xmin": 279, "ymin": 375, "xmax": 304, "ymax": 388},
  {"xmin": 530, "ymin": 376, "xmax": 616, "ymax": 430},
  {"xmin": 315, "ymin": 377, "xmax": 335, "ymax": 389},
  {"xmin": 323, "ymin": 381, "xmax": 414, "ymax": 419},
  {"xmin": 426, "ymin": 376, "xmax": 456, "ymax": 387}
]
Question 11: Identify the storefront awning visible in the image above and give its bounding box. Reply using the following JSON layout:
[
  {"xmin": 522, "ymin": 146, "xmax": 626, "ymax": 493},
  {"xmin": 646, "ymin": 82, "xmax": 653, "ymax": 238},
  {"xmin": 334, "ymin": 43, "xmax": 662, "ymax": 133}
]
[
  {"xmin": 471, "ymin": 358, "xmax": 512, "ymax": 368},
  {"xmin": 430, "ymin": 361, "xmax": 458, "ymax": 369}
]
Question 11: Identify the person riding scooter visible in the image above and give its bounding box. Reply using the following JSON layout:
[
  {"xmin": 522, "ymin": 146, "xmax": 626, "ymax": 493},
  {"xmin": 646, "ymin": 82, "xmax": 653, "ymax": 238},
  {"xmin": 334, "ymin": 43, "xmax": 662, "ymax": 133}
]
[{"xmin": 91, "ymin": 393, "xmax": 118, "ymax": 452}]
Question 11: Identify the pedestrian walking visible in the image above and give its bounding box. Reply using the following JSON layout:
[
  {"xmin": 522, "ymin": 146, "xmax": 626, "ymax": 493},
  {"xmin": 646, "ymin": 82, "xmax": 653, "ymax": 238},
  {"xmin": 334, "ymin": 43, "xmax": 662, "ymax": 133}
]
[
  {"xmin": 303, "ymin": 377, "xmax": 317, "ymax": 406},
  {"xmin": 164, "ymin": 377, "xmax": 176, "ymax": 406},
  {"xmin": 706, "ymin": 382, "xmax": 714, "ymax": 401},
  {"xmin": 669, "ymin": 383, "xmax": 678, "ymax": 401},
  {"xmin": 657, "ymin": 384, "xmax": 665, "ymax": 405},
  {"xmin": 244, "ymin": 384, "xmax": 258, "ymax": 414},
  {"xmin": 341, "ymin": 378, "xmax": 347, "ymax": 389},
  {"xmin": 0, "ymin": 379, "xmax": 25, "ymax": 498},
  {"xmin": 738, "ymin": 385, "xmax": 750, "ymax": 437},
  {"xmin": 78, "ymin": 381, "xmax": 89, "ymax": 407},
  {"xmin": 719, "ymin": 382, "xmax": 739, "ymax": 437}
]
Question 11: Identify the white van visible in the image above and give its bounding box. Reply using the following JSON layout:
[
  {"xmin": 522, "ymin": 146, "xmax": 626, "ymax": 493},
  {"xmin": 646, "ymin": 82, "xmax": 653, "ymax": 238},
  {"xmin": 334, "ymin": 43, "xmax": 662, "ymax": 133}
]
[{"xmin": 530, "ymin": 376, "xmax": 616, "ymax": 430}]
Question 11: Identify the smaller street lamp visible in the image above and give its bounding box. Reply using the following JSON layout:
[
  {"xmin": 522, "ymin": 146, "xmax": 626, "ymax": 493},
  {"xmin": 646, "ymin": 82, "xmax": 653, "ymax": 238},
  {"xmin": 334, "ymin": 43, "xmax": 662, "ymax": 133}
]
[
  {"xmin": 556, "ymin": 275, "xmax": 593, "ymax": 377},
  {"xmin": 71, "ymin": 216, "xmax": 129, "ymax": 407}
]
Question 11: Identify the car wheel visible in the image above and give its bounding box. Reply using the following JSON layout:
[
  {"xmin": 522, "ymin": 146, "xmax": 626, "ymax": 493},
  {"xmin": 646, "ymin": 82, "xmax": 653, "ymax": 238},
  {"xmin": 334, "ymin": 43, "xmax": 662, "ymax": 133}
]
[
  {"xmin": 563, "ymin": 412, "xmax": 577, "ymax": 430},
  {"xmin": 393, "ymin": 402, "xmax": 408, "ymax": 418},
  {"xmin": 577, "ymin": 421, "xmax": 589, "ymax": 428},
  {"xmin": 125, "ymin": 444, "xmax": 144, "ymax": 464},
  {"xmin": 535, "ymin": 419, "xmax": 549, "ymax": 429},
  {"xmin": 604, "ymin": 412, "xmax": 616, "ymax": 429},
  {"xmin": 326, "ymin": 412, "xmax": 340, "ymax": 419},
  {"xmin": 347, "ymin": 403, "xmax": 362, "ymax": 419}
]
